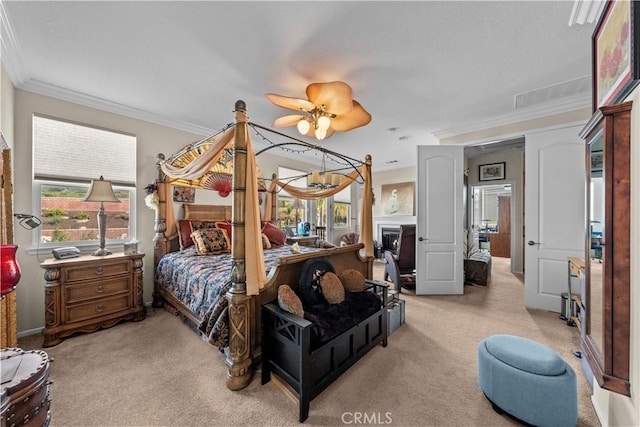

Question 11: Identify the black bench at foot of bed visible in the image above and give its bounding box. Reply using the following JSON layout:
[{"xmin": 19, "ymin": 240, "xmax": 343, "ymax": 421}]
[{"xmin": 261, "ymin": 281, "xmax": 388, "ymax": 422}]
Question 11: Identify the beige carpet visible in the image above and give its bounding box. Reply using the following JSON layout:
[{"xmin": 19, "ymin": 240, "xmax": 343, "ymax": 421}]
[{"xmin": 18, "ymin": 257, "xmax": 600, "ymax": 426}]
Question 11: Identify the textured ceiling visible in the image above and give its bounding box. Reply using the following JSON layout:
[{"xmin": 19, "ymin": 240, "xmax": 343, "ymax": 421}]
[{"xmin": 1, "ymin": 1, "xmax": 596, "ymax": 171}]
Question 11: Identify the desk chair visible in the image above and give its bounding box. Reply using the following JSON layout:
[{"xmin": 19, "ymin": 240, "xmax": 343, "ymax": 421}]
[{"xmin": 383, "ymin": 224, "xmax": 416, "ymax": 292}]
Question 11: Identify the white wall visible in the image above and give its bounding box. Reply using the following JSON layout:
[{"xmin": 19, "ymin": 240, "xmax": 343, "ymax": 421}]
[{"xmin": 371, "ymin": 164, "xmax": 417, "ymax": 245}]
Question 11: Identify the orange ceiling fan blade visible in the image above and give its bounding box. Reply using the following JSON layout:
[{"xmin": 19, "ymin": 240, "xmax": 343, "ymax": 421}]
[
  {"xmin": 272, "ymin": 114, "xmax": 307, "ymax": 128},
  {"xmin": 265, "ymin": 93, "xmax": 316, "ymax": 112},
  {"xmin": 306, "ymin": 81, "xmax": 354, "ymax": 115},
  {"xmin": 330, "ymin": 100, "xmax": 372, "ymax": 131}
]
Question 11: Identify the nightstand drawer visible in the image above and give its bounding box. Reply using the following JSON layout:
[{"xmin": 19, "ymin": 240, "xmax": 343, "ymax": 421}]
[
  {"xmin": 66, "ymin": 295, "xmax": 131, "ymax": 323},
  {"xmin": 65, "ymin": 261, "xmax": 130, "ymax": 283},
  {"xmin": 65, "ymin": 277, "xmax": 130, "ymax": 304}
]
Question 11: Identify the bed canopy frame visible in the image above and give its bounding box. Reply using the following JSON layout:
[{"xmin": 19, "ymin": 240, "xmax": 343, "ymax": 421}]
[{"xmin": 152, "ymin": 100, "xmax": 374, "ymax": 390}]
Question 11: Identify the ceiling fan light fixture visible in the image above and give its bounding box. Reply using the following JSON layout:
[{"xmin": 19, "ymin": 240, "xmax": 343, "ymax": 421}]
[
  {"xmin": 317, "ymin": 115, "xmax": 331, "ymax": 131},
  {"xmin": 297, "ymin": 118, "xmax": 311, "ymax": 134},
  {"xmin": 266, "ymin": 81, "xmax": 370, "ymax": 141},
  {"xmin": 315, "ymin": 127, "xmax": 328, "ymax": 141}
]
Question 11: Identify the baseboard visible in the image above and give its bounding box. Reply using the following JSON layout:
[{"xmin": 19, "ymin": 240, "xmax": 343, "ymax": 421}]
[
  {"xmin": 17, "ymin": 327, "xmax": 44, "ymax": 338},
  {"xmin": 590, "ymin": 395, "xmax": 605, "ymax": 426}
]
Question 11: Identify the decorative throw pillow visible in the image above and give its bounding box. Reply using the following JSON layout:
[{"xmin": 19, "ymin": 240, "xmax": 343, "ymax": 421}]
[
  {"xmin": 277, "ymin": 285, "xmax": 304, "ymax": 317},
  {"xmin": 298, "ymin": 258, "xmax": 335, "ymax": 306},
  {"xmin": 262, "ymin": 221, "xmax": 287, "ymax": 247},
  {"xmin": 320, "ymin": 272, "xmax": 345, "ymax": 304},
  {"xmin": 262, "ymin": 233, "xmax": 272, "ymax": 249},
  {"xmin": 215, "ymin": 221, "xmax": 233, "ymax": 244},
  {"xmin": 177, "ymin": 219, "xmax": 195, "ymax": 249},
  {"xmin": 191, "ymin": 228, "xmax": 230, "ymax": 255},
  {"xmin": 177, "ymin": 219, "xmax": 218, "ymax": 250},
  {"xmin": 338, "ymin": 269, "xmax": 368, "ymax": 292}
]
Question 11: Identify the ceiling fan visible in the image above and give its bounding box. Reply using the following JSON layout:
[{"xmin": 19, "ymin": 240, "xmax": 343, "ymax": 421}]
[{"xmin": 265, "ymin": 81, "xmax": 371, "ymax": 141}]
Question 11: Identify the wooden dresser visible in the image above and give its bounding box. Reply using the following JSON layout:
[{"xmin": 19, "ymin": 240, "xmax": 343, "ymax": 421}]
[
  {"xmin": 40, "ymin": 252, "xmax": 145, "ymax": 347},
  {"xmin": 0, "ymin": 348, "xmax": 51, "ymax": 427}
]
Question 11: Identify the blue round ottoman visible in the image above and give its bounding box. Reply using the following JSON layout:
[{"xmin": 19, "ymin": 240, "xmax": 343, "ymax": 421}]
[{"xmin": 477, "ymin": 334, "xmax": 578, "ymax": 427}]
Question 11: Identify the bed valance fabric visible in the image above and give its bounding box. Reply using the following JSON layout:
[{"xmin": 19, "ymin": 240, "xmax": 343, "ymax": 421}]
[{"xmin": 160, "ymin": 127, "xmax": 234, "ymax": 185}]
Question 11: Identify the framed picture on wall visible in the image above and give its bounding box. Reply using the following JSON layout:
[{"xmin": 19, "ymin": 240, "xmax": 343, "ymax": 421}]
[
  {"xmin": 173, "ymin": 186, "xmax": 195, "ymax": 203},
  {"xmin": 592, "ymin": 0, "xmax": 640, "ymax": 110},
  {"xmin": 479, "ymin": 162, "xmax": 506, "ymax": 181},
  {"xmin": 381, "ymin": 182, "xmax": 415, "ymax": 215}
]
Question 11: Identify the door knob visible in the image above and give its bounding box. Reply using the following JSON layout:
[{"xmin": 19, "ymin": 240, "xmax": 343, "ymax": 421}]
[
  {"xmin": 527, "ymin": 240, "xmax": 541, "ymax": 246},
  {"xmin": 418, "ymin": 237, "xmax": 426, "ymax": 242}
]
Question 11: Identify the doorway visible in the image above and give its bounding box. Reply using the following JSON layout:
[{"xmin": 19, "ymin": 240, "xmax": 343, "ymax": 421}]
[{"xmin": 471, "ymin": 184, "xmax": 513, "ymax": 258}]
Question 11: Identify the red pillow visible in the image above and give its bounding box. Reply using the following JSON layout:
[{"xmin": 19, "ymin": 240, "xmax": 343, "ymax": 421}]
[
  {"xmin": 215, "ymin": 221, "xmax": 232, "ymax": 244},
  {"xmin": 262, "ymin": 222, "xmax": 287, "ymax": 247}
]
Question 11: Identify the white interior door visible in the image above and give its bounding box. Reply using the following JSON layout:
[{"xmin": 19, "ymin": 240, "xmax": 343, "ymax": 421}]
[
  {"xmin": 416, "ymin": 145, "xmax": 464, "ymax": 295},
  {"xmin": 524, "ymin": 125, "xmax": 586, "ymax": 311}
]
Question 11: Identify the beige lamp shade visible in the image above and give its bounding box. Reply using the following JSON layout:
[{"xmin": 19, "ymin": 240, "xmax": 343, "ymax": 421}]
[{"xmin": 84, "ymin": 176, "xmax": 120, "ymax": 203}]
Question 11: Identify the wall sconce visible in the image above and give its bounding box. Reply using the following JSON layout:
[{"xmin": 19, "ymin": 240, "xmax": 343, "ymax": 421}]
[
  {"xmin": 13, "ymin": 213, "xmax": 42, "ymax": 230},
  {"xmin": 84, "ymin": 176, "xmax": 120, "ymax": 256}
]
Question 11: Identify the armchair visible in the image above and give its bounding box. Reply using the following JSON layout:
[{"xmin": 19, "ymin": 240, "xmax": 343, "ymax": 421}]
[
  {"xmin": 383, "ymin": 224, "xmax": 416, "ymax": 292},
  {"xmin": 340, "ymin": 232, "xmax": 359, "ymax": 246}
]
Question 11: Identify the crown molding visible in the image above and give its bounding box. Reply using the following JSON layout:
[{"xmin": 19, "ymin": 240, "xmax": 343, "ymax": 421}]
[
  {"xmin": 0, "ymin": 0, "xmax": 30, "ymax": 85},
  {"xmin": 18, "ymin": 79, "xmax": 216, "ymax": 136},
  {"xmin": 568, "ymin": 0, "xmax": 605, "ymax": 26},
  {"xmin": 431, "ymin": 93, "xmax": 591, "ymax": 140}
]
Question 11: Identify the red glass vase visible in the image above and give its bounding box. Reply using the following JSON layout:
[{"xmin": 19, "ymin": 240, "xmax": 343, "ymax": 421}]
[{"xmin": 1, "ymin": 244, "xmax": 21, "ymax": 298}]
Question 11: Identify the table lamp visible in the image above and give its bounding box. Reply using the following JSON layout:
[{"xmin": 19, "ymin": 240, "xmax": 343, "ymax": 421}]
[{"xmin": 84, "ymin": 176, "xmax": 120, "ymax": 256}]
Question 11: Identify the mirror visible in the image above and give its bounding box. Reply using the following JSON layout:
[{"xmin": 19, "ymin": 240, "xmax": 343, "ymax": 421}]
[{"xmin": 587, "ymin": 132, "xmax": 604, "ymax": 356}]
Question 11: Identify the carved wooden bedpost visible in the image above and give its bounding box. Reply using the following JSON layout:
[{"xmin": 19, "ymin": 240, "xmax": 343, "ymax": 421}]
[
  {"xmin": 225, "ymin": 100, "xmax": 253, "ymax": 390},
  {"xmin": 270, "ymin": 173, "xmax": 278, "ymax": 220},
  {"xmin": 152, "ymin": 153, "xmax": 167, "ymax": 307}
]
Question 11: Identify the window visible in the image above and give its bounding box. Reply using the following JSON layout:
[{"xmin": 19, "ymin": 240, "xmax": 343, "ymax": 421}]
[
  {"xmin": 32, "ymin": 115, "xmax": 136, "ymax": 250},
  {"xmin": 332, "ymin": 187, "xmax": 351, "ymax": 229},
  {"xmin": 276, "ymin": 167, "xmax": 308, "ymax": 232}
]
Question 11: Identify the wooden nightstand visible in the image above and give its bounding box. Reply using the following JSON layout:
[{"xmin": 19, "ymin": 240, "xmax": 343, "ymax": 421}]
[{"xmin": 40, "ymin": 252, "xmax": 145, "ymax": 347}]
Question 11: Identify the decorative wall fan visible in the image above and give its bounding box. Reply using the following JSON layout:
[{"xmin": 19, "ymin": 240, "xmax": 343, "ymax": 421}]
[{"xmin": 265, "ymin": 81, "xmax": 371, "ymax": 141}]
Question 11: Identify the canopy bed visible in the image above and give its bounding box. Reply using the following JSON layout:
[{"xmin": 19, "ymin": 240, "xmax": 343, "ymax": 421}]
[{"xmin": 151, "ymin": 100, "xmax": 376, "ymax": 392}]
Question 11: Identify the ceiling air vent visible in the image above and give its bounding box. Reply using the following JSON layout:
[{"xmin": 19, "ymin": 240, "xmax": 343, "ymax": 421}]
[{"xmin": 514, "ymin": 75, "xmax": 591, "ymax": 109}]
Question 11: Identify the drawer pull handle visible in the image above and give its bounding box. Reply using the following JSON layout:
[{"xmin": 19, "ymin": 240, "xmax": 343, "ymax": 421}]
[
  {"xmin": 95, "ymin": 304, "xmax": 105, "ymax": 313},
  {"xmin": 96, "ymin": 285, "xmax": 106, "ymax": 294},
  {"xmin": 94, "ymin": 267, "xmax": 106, "ymax": 276}
]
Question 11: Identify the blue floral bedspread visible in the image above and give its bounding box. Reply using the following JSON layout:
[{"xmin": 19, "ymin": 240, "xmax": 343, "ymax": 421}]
[{"xmin": 155, "ymin": 245, "xmax": 319, "ymax": 347}]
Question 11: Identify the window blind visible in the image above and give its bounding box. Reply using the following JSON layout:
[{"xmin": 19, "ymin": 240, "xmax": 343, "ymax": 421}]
[{"xmin": 33, "ymin": 115, "xmax": 136, "ymax": 186}]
